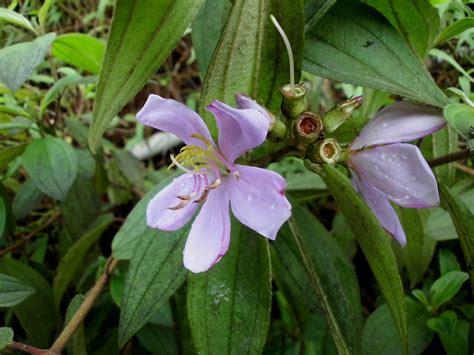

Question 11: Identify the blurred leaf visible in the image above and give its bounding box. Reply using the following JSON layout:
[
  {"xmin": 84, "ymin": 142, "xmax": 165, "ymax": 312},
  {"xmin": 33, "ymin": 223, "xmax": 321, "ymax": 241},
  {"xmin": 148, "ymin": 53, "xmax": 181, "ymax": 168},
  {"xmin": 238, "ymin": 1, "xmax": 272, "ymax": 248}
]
[
  {"xmin": 38, "ymin": 0, "xmax": 54, "ymax": 32},
  {"xmin": 427, "ymin": 310, "xmax": 457, "ymax": 334},
  {"xmin": 320, "ymin": 164, "xmax": 408, "ymax": 352},
  {"xmin": 188, "ymin": 222, "xmax": 271, "ymax": 354},
  {"xmin": 0, "ymin": 8, "xmax": 37, "ymax": 34},
  {"xmin": 65, "ymin": 118, "xmax": 89, "ymax": 147},
  {"xmin": 435, "ymin": 18, "xmax": 474, "ymax": 45},
  {"xmin": 427, "ymin": 311, "xmax": 469, "ymax": 355},
  {"xmin": 431, "ymin": 126, "xmax": 458, "ymax": 185},
  {"xmin": 192, "ymin": 0, "xmax": 232, "ymax": 77},
  {"xmin": 440, "ymin": 185, "xmax": 474, "ymax": 296},
  {"xmin": 304, "ymin": 0, "xmax": 336, "ymax": 32},
  {"xmin": 429, "ymin": 271, "xmax": 468, "ymax": 311},
  {"xmin": 303, "ymin": 1, "xmax": 448, "ymax": 108},
  {"xmin": 272, "ymin": 201, "xmax": 363, "ymax": 354},
  {"xmin": 22, "ymin": 136, "xmax": 77, "ymax": 201},
  {"xmin": 363, "ymin": 297, "xmax": 433, "ymax": 355},
  {"xmin": 443, "ymin": 103, "xmax": 474, "ymax": 150},
  {"xmin": 268, "ymin": 157, "xmax": 326, "ymax": 191},
  {"xmin": 331, "ymin": 213, "xmax": 357, "ymax": 259},
  {"xmin": 199, "ymin": 0, "xmax": 304, "ymax": 135},
  {"xmin": 118, "ymin": 227, "xmax": 188, "ymax": 346},
  {"xmin": 89, "ymin": 0, "xmax": 204, "ymax": 152},
  {"xmin": 439, "ymin": 249, "xmax": 461, "ymax": 275},
  {"xmin": 0, "ymin": 274, "xmax": 35, "ymax": 307},
  {"xmin": 65, "ymin": 294, "xmax": 87, "ymax": 355},
  {"xmin": 430, "ymin": 48, "xmax": 474, "ymax": 82},
  {"xmin": 0, "ymin": 259, "xmax": 57, "ymax": 347},
  {"xmin": 12, "ymin": 180, "xmax": 44, "ymax": 220},
  {"xmin": 75, "ymin": 149, "xmax": 96, "ymax": 179},
  {"xmin": 0, "ymin": 327, "xmax": 13, "ymax": 352},
  {"xmin": 0, "ymin": 33, "xmax": 56, "ymax": 92},
  {"xmin": 362, "ymin": 0, "xmax": 439, "ymax": 58},
  {"xmin": 53, "ymin": 214, "xmax": 113, "ymax": 308},
  {"xmin": 0, "ymin": 144, "xmax": 27, "ymax": 170},
  {"xmin": 112, "ymin": 149, "xmax": 144, "ymax": 189},
  {"xmin": 0, "ymin": 198, "xmax": 5, "ymax": 243},
  {"xmin": 137, "ymin": 324, "xmax": 179, "ymax": 355},
  {"xmin": 52, "ymin": 34, "xmax": 105, "ymax": 74}
]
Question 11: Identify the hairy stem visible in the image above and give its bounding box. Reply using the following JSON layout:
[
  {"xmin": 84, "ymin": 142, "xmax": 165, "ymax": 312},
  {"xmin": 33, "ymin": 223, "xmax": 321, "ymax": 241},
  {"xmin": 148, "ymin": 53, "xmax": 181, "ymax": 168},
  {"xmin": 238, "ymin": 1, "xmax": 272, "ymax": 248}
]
[
  {"xmin": 428, "ymin": 149, "xmax": 473, "ymax": 168},
  {"xmin": 47, "ymin": 257, "xmax": 119, "ymax": 354}
]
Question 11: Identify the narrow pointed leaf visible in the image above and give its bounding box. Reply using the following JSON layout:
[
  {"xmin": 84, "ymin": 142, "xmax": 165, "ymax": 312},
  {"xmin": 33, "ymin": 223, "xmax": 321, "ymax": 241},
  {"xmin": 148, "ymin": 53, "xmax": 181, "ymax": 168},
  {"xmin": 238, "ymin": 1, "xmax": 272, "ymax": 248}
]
[
  {"xmin": 187, "ymin": 222, "xmax": 271, "ymax": 354},
  {"xmin": 320, "ymin": 164, "xmax": 408, "ymax": 353},
  {"xmin": 89, "ymin": 0, "xmax": 205, "ymax": 152},
  {"xmin": 303, "ymin": 1, "xmax": 448, "ymax": 108},
  {"xmin": 0, "ymin": 8, "xmax": 37, "ymax": 34},
  {"xmin": 435, "ymin": 18, "xmax": 474, "ymax": 45},
  {"xmin": 304, "ymin": 0, "xmax": 337, "ymax": 33},
  {"xmin": 199, "ymin": 0, "xmax": 304, "ymax": 135}
]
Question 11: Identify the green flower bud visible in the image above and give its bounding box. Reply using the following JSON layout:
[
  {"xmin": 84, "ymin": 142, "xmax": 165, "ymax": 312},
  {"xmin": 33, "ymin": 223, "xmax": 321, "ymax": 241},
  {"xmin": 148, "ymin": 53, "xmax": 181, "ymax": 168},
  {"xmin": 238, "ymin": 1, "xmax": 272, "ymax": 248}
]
[
  {"xmin": 280, "ymin": 84, "xmax": 307, "ymax": 120},
  {"xmin": 321, "ymin": 96, "xmax": 363, "ymax": 134}
]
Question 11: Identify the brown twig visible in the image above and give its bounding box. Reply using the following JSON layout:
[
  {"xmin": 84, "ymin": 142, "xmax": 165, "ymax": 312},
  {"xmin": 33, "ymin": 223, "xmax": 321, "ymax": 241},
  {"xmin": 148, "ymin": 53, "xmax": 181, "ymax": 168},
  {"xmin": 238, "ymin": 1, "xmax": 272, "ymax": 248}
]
[
  {"xmin": 9, "ymin": 342, "xmax": 48, "ymax": 355},
  {"xmin": 455, "ymin": 163, "xmax": 474, "ymax": 176},
  {"xmin": 47, "ymin": 257, "xmax": 119, "ymax": 355},
  {"xmin": 428, "ymin": 149, "xmax": 473, "ymax": 168},
  {"xmin": 0, "ymin": 211, "xmax": 60, "ymax": 257}
]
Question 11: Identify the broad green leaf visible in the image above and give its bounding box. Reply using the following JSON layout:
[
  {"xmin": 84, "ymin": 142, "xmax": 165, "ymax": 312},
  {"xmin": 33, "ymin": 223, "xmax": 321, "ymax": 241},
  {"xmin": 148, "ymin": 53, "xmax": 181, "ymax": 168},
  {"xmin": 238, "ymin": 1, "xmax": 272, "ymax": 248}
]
[
  {"xmin": 443, "ymin": 103, "xmax": 474, "ymax": 150},
  {"xmin": 192, "ymin": 0, "xmax": 232, "ymax": 77},
  {"xmin": 112, "ymin": 174, "xmax": 178, "ymax": 259},
  {"xmin": 319, "ymin": 164, "xmax": 408, "ymax": 352},
  {"xmin": 0, "ymin": 8, "xmax": 37, "ymax": 34},
  {"xmin": 430, "ymin": 126, "xmax": 458, "ymax": 185},
  {"xmin": 89, "ymin": 0, "xmax": 205, "ymax": 152},
  {"xmin": 0, "ymin": 259, "xmax": 57, "ymax": 347},
  {"xmin": 0, "ymin": 144, "xmax": 25, "ymax": 169},
  {"xmin": 427, "ymin": 311, "xmax": 469, "ymax": 355},
  {"xmin": 65, "ymin": 295, "xmax": 87, "ymax": 355},
  {"xmin": 0, "ymin": 274, "xmax": 35, "ymax": 307},
  {"xmin": 188, "ymin": 222, "xmax": 271, "ymax": 354},
  {"xmin": 439, "ymin": 185, "xmax": 474, "ymax": 296},
  {"xmin": 429, "ymin": 271, "xmax": 468, "ymax": 311},
  {"xmin": 363, "ymin": 298, "xmax": 433, "ymax": 355},
  {"xmin": 199, "ymin": 0, "xmax": 304, "ymax": 135},
  {"xmin": 21, "ymin": 136, "xmax": 77, "ymax": 201},
  {"xmin": 0, "ymin": 33, "xmax": 56, "ymax": 92},
  {"xmin": 435, "ymin": 18, "xmax": 474, "ymax": 45},
  {"xmin": 118, "ymin": 226, "xmax": 188, "ymax": 346},
  {"xmin": 427, "ymin": 310, "xmax": 457, "ymax": 334},
  {"xmin": 303, "ymin": 1, "xmax": 448, "ymax": 108},
  {"xmin": 53, "ymin": 214, "xmax": 113, "ymax": 308},
  {"xmin": 272, "ymin": 201, "xmax": 363, "ymax": 354},
  {"xmin": 438, "ymin": 249, "xmax": 461, "ymax": 275},
  {"xmin": 397, "ymin": 209, "xmax": 436, "ymax": 288},
  {"xmin": 52, "ymin": 34, "xmax": 105, "ymax": 74},
  {"xmin": 0, "ymin": 327, "xmax": 13, "ymax": 352},
  {"xmin": 362, "ymin": 0, "xmax": 439, "ymax": 58},
  {"xmin": 304, "ymin": 0, "xmax": 336, "ymax": 33},
  {"xmin": 137, "ymin": 324, "xmax": 179, "ymax": 355}
]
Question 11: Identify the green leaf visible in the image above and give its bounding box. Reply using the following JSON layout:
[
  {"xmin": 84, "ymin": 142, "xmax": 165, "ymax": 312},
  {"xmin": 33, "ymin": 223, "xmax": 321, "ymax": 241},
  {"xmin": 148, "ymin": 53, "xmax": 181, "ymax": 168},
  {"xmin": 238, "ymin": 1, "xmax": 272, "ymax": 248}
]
[
  {"xmin": 363, "ymin": 298, "xmax": 434, "ymax": 355},
  {"xmin": 137, "ymin": 323, "xmax": 179, "ymax": 355},
  {"xmin": 0, "ymin": 259, "xmax": 57, "ymax": 347},
  {"xmin": 65, "ymin": 295, "xmax": 87, "ymax": 355},
  {"xmin": 0, "ymin": 33, "xmax": 56, "ymax": 92},
  {"xmin": 192, "ymin": 0, "xmax": 232, "ymax": 77},
  {"xmin": 53, "ymin": 214, "xmax": 114, "ymax": 308},
  {"xmin": 438, "ymin": 249, "xmax": 461, "ymax": 275},
  {"xmin": 427, "ymin": 311, "xmax": 469, "ymax": 355},
  {"xmin": 0, "ymin": 144, "xmax": 27, "ymax": 169},
  {"xmin": 38, "ymin": 0, "xmax": 54, "ymax": 33},
  {"xmin": 429, "ymin": 48, "xmax": 474, "ymax": 82},
  {"xmin": 199, "ymin": 0, "xmax": 304, "ymax": 135},
  {"xmin": 439, "ymin": 185, "xmax": 474, "ymax": 296},
  {"xmin": 319, "ymin": 164, "xmax": 408, "ymax": 352},
  {"xmin": 0, "ymin": 274, "xmax": 35, "ymax": 307},
  {"xmin": 303, "ymin": 1, "xmax": 448, "ymax": 108},
  {"xmin": 268, "ymin": 157, "xmax": 326, "ymax": 191},
  {"xmin": 12, "ymin": 180, "xmax": 43, "ymax": 220},
  {"xmin": 427, "ymin": 310, "xmax": 457, "ymax": 334},
  {"xmin": 272, "ymin": 201, "xmax": 363, "ymax": 354},
  {"xmin": 362, "ymin": 0, "xmax": 439, "ymax": 58},
  {"xmin": 0, "ymin": 8, "xmax": 37, "ymax": 34},
  {"xmin": 443, "ymin": 103, "xmax": 474, "ymax": 150},
  {"xmin": 89, "ymin": 0, "xmax": 205, "ymax": 152},
  {"xmin": 429, "ymin": 271, "xmax": 469, "ymax": 311},
  {"xmin": 304, "ymin": 0, "xmax": 337, "ymax": 33},
  {"xmin": 0, "ymin": 327, "xmax": 13, "ymax": 352},
  {"xmin": 0, "ymin": 198, "xmax": 5, "ymax": 242},
  {"xmin": 425, "ymin": 126, "xmax": 458, "ymax": 185},
  {"xmin": 435, "ymin": 17, "xmax": 474, "ymax": 45},
  {"xmin": 118, "ymin": 227, "xmax": 189, "ymax": 346},
  {"xmin": 51, "ymin": 34, "xmax": 105, "ymax": 74},
  {"xmin": 21, "ymin": 136, "xmax": 78, "ymax": 201},
  {"xmin": 188, "ymin": 222, "xmax": 271, "ymax": 354}
]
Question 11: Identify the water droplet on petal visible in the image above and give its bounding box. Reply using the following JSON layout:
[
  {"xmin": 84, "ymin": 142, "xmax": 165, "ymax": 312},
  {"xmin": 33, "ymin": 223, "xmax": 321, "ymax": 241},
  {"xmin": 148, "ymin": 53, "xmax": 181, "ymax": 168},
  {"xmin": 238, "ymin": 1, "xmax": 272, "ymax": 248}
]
[
  {"xmin": 392, "ymin": 153, "xmax": 398, "ymax": 158},
  {"xmin": 270, "ymin": 204, "xmax": 276, "ymax": 210},
  {"xmin": 404, "ymin": 195, "xmax": 410, "ymax": 199},
  {"xmin": 381, "ymin": 153, "xmax": 387, "ymax": 160},
  {"xmin": 388, "ymin": 157, "xmax": 393, "ymax": 162},
  {"xmin": 189, "ymin": 256, "xmax": 196, "ymax": 261},
  {"xmin": 410, "ymin": 175, "xmax": 417, "ymax": 182},
  {"xmin": 396, "ymin": 162, "xmax": 401, "ymax": 167},
  {"xmin": 382, "ymin": 123, "xmax": 388, "ymax": 128},
  {"xmin": 247, "ymin": 194, "xmax": 253, "ymax": 202},
  {"xmin": 401, "ymin": 154, "xmax": 408, "ymax": 160}
]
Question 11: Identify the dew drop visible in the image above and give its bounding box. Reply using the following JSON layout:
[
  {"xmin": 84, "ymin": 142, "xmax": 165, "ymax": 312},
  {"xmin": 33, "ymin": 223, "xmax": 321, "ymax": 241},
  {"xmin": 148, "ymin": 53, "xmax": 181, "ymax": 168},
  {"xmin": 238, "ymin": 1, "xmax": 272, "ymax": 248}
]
[
  {"xmin": 270, "ymin": 204, "xmax": 276, "ymax": 210},
  {"xmin": 382, "ymin": 123, "xmax": 388, "ymax": 128},
  {"xmin": 189, "ymin": 256, "xmax": 196, "ymax": 261},
  {"xmin": 410, "ymin": 175, "xmax": 417, "ymax": 182},
  {"xmin": 396, "ymin": 162, "xmax": 401, "ymax": 167},
  {"xmin": 401, "ymin": 154, "xmax": 408, "ymax": 160},
  {"xmin": 388, "ymin": 157, "xmax": 393, "ymax": 162},
  {"xmin": 404, "ymin": 195, "xmax": 410, "ymax": 199},
  {"xmin": 247, "ymin": 194, "xmax": 253, "ymax": 202},
  {"xmin": 392, "ymin": 153, "xmax": 398, "ymax": 158},
  {"xmin": 381, "ymin": 153, "xmax": 387, "ymax": 160}
]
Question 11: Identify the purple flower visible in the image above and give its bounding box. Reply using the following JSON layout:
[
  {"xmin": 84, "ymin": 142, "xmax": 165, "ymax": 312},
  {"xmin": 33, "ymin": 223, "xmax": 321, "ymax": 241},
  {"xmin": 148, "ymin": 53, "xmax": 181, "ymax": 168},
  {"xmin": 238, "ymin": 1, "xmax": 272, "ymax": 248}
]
[
  {"xmin": 137, "ymin": 94, "xmax": 292, "ymax": 273},
  {"xmin": 348, "ymin": 101, "xmax": 446, "ymax": 246}
]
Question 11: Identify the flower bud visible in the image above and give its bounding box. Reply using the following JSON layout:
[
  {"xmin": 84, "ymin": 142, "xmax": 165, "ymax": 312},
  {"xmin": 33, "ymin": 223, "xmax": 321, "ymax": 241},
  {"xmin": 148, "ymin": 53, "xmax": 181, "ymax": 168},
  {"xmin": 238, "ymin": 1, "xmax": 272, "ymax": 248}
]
[
  {"xmin": 280, "ymin": 84, "xmax": 307, "ymax": 120},
  {"xmin": 307, "ymin": 138, "xmax": 346, "ymax": 164},
  {"xmin": 293, "ymin": 112, "xmax": 323, "ymax": 144},
  {"xmin": 321, "ymin": 96, "xmax": 363, "ymax": 134}
]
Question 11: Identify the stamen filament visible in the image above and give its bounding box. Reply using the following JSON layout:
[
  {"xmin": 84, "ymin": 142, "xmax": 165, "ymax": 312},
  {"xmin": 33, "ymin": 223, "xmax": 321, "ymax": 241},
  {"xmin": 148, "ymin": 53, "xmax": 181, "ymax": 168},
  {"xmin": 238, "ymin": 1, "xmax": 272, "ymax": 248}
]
[{"xmin": 270, "ymin": 15, "xmax": 295, "ymax": 88}]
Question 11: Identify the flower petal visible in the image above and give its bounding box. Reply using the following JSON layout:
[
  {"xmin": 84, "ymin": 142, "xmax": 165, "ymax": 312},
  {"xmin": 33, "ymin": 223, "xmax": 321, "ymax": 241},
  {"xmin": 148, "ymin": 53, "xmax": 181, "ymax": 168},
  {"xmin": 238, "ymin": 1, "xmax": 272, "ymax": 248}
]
[
  {"xmin": 206, "ymin": 100, "xmax": 270, "ymax": 163},
  {"xmin": 228, "ymin": 165, "xmax": 291, "ymax": 240},
  {"xmin": 137, "ymin": 94, "xmax": 213, "ymax": 148},
  {"xmin": 235, "ymin": 94, "xmax": 273, "ymax": 123},
  {"xmin": 351, "ymin": 171, "xmax": 406, "ymax": 246},
  {"xmin": 147, "ymin": 173, "xmax": 206, "ymax": 231},
  {"xmin": 183, "ymin": 185, "xmax": 230, "ymax": 273},
  {"xmin": 351, "ymin": 101, "xmax": 446, "ymax": 150},
  {"xmin": 350, "ymin": 143, "xmax": 439, "ymax": 208}
]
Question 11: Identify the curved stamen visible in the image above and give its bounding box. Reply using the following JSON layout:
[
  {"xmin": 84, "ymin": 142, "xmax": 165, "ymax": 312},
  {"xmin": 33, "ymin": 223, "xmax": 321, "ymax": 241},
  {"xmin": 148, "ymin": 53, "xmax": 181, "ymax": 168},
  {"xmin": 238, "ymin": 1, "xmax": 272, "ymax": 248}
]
[{"xmin": 170, "ymin": 154, "xmax": 202, "ymax": 175}]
